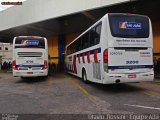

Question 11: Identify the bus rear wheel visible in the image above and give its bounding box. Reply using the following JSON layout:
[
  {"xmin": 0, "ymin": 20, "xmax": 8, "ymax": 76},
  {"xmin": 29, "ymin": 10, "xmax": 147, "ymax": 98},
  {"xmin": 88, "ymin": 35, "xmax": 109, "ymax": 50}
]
[{"xmin": 82, "ymin": 70, "xmax": 89, "ymax": 84}]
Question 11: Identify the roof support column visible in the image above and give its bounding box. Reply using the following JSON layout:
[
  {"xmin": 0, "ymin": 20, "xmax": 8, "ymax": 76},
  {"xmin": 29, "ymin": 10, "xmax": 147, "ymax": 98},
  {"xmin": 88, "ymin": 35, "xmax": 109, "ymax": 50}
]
[{"xmin": 58, "ymin": 34, "xmax": 65, "ymax": 72}]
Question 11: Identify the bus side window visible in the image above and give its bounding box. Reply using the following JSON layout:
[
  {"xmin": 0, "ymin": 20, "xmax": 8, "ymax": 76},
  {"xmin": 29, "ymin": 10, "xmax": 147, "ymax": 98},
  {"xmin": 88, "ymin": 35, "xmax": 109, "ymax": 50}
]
[
  {"xmin": 89, "ymin": 28, "xmax": 96, "ymax": 47},
  {"xmin": 75, "ymin": 40, "xmax": 79, "ymax": 52},
  {"xmin": 72, "ymin": 43, "xmax": 75, "ymax": 53},
  {"xmin": 84, "ymin": 32, "xmax": 89, "ymax": 49},
  {"xmin": 70, "ymin": 44, "xmax": 74, "ymax": 54},
  {"xmin": 81, "ymin": 36, "xmax": 85, "ymax": 50},
  {"xmin": 77, "ymin": 37, "xmax": 82, "ymax": 51},
  {"xmin": 95, "ymin": 23, "xmax": 102, "ymax": 44},
  {"xmin": 81, "ymin": 32, "xmax": 89, "ymax": 50}
]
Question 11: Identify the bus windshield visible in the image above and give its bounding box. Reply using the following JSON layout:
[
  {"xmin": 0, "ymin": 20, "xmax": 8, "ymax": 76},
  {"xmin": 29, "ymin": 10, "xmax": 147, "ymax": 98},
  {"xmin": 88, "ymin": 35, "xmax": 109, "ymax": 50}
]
[
  {"xmin": 15, "ymin": 38, "xmax": 45, "ymax": 49},
  {"xmin": 109, "ymin": 14, "xmax": 149, "ymax": 38}
]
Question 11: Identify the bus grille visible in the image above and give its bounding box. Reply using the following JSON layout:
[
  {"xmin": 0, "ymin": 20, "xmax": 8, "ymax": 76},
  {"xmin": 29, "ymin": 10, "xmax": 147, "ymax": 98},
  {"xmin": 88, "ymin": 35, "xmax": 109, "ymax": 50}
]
[{"xmin": 17, "ymin": 52, "xmax": 42, "ymax": 57}]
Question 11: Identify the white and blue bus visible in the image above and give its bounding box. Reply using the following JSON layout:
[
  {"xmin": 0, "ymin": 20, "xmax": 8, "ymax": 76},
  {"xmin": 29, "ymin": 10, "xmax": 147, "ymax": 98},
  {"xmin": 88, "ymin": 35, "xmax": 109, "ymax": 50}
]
[
  {"xmin": 12, "ymin": 36, "xmax": 48, "ymax": 78},
  {"xmin": 66, "ymin": 13, "xmax": 154, "ymax": 84}
]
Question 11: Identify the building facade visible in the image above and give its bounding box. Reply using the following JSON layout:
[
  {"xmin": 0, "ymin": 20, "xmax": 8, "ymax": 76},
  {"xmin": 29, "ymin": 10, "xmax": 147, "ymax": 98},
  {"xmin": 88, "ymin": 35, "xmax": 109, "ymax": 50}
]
[{"xmin": 0, "ymin": 43, "xmax": 13, "ymax": 64}]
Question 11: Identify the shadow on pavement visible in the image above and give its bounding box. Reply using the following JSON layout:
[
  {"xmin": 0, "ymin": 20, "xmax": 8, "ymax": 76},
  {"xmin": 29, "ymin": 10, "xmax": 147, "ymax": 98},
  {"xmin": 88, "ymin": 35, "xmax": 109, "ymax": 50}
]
[
  {"xmin": 15, "ymin": 77, "xmax": 47, "ymax": 84},
  {"xmin": 89, "ymin": 83, "xmax": 143, "ymax": 93},
  {"xmin": 67, "ymin": 74, "xmax": 144, "ymax": 94}
]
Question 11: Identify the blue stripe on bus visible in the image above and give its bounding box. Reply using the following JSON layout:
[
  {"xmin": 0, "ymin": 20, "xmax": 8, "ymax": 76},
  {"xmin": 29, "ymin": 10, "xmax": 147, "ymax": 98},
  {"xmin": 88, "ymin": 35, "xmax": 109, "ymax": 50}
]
[
  {"xmin": 108, "ymin": 65, "xmax": 153, "ymax": 69},
  {"xmin": 77, "ymin": 47, "xmax": 101, "ymax": 57}
]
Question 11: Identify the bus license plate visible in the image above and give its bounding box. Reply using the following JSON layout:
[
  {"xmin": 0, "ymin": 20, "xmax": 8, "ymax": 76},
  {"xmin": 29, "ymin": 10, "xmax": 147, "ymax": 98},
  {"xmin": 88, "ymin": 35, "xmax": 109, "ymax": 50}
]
[
  {"xmin": 128, "ymin": 74, "xmax": 136, "ymax": 78},
  {"xmin": 27, "ymin": 72, "xmax": 33, "ymax": 74}
]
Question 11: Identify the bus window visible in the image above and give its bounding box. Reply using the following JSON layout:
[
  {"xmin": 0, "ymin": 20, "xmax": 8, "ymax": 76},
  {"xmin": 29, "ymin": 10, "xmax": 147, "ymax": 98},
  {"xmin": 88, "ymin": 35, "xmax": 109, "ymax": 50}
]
[
  {"xmin": 77, "ymin": 38, "xmax": 82, "ymax": 51},
  {"xmin": 95, "ymin": 23, "xmax": 102, "ymax": 44},
  {"xmin": 109, "ymin": 14, "xmax": 149, "ymax": 38},
  {"xmin": 15, "ymin": 38, "xmax": 45, "ymax": 49},
  {"xmin": 81, "ymin": 32, "xmax": 89, "ymax": 49},
  {"xmin": 89, "ymin": 28, "xmax": 96, "ymax": 47},
  {"xmin": 89, "ymin": 23, "xmax": 101, "ymax": 47}
]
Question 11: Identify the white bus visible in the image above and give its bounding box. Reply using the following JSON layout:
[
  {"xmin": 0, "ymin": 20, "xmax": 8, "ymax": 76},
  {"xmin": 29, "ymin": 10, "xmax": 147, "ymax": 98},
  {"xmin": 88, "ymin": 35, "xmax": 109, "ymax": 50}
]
[
  {"xmin": 66, "ymin": 13, "xmax": 154, "ymax": 84},
  {"xmin": 12, "ymin": 36, "xmax": 48, "ymax": 78}
]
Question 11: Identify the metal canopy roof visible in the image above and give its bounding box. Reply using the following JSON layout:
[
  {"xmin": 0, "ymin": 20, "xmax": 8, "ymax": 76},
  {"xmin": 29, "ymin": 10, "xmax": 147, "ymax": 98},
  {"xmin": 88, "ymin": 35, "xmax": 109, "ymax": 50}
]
[{"xmin": 0, "ymin": 0, "xmax": 160, "ymax": 43}]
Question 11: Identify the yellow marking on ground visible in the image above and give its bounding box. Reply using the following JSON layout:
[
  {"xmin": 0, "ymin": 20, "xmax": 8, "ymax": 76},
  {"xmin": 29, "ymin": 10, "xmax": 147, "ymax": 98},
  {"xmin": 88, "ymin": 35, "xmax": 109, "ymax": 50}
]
[
  {"xmin": 142, "ymin": 90, "xmax": 160, "ymax": 97},
  {"xmin": 68, "ymin": 79, "xmax": 96, "ymax": 100},
  {"xmin": 124, "ymin": 83, "xmax": 160, "ymax": 97},
  {"xmin": 143, "ymin": 82, "xmax": 160, "ymax": 86},
  {"xmin": 46, "ymin": 77, "xmax": 54, "ymax": 92},
  {"xmin": 48, "ymin": 76, "xmax": 54, "ymax": 85}
]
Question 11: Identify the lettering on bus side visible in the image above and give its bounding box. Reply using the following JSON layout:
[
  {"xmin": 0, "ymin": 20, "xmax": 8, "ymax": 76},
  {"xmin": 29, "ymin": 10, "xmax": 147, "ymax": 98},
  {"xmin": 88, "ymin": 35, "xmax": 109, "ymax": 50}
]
[
  {"xmin": 140, "ymin": 52, "xmax": 151, "ymax": 57},
  {"xmin": 26, "ymin": 60, "xmax": 34, "ymax": 63},
  {"xmin": 110, "ymin": 52, "xmax": 123, "ymax": 55},
  {"xmin": 126, "ymin": 60, "xmax": 139, "ymax": 64}
]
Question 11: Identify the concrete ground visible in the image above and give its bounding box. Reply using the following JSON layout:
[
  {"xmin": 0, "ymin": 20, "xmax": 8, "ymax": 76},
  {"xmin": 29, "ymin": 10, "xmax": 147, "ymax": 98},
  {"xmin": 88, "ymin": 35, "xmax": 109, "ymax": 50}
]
[{"xmin": 0, "ymin": 72, "xmax": 160, "ymax": 119}]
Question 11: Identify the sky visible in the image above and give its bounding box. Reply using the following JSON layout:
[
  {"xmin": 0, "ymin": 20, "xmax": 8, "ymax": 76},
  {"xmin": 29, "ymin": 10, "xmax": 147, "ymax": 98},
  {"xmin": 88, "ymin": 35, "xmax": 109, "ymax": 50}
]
[{"xmin": 0, "ymin": 0, "xmax": 27, "ymax": 11}]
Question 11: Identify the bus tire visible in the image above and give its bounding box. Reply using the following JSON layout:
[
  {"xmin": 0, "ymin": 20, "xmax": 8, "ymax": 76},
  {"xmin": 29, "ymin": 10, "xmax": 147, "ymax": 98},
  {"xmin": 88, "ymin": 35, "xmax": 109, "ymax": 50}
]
[
  {"xmin": 82, "ymin": 69, "xmax": 89, "ymax": 84},
  {"xmin": 43, "ymin": 76, "xmax": 48, "ymax": 80}
]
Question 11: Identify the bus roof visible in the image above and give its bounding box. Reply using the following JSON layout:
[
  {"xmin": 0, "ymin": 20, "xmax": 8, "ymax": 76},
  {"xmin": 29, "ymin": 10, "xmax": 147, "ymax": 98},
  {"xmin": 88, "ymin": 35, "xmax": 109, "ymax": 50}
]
[{"xmin": 15, "ymin": 36, "xmax": 45, "ymax": 39}]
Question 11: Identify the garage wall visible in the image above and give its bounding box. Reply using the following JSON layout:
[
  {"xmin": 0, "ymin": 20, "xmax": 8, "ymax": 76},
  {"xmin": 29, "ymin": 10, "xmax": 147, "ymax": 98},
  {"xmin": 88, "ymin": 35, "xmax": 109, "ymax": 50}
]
[
  {"xmin": 47, "ymin": 33, "xmax": 80, "ymax": 65},
  {"xmin": 153, "ymin": 22, "xmax": 160, "ymax": 54},
  {"xmin": 66, "ymin": 33, "xmax": 80, "ymax": 46},
  {"xmin": 47, "ymin": 36, "xmax": 58, "ymax": 64}
]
